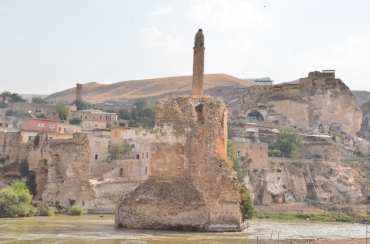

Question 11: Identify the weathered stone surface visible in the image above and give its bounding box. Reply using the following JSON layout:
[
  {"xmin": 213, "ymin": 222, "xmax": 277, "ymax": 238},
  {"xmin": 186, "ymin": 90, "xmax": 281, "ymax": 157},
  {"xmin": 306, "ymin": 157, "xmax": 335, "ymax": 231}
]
[
  {"xmin": 244, "ymin": 158, "xmax": 364, "ymax": 205},
  {"xmin": 115, "ymin": 96, "xmax": 243, "ymax": 232},
  {"xmin": 228, "ymin": 71, "xmax": 363, "ymax": 155}
]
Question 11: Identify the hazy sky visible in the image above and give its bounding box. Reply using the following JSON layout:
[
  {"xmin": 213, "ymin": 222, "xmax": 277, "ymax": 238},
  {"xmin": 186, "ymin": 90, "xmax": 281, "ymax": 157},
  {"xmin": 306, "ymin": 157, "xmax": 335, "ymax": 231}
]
[{"xmin": 1, "ymin": 0, "xmax": 370, "ymax": 94}]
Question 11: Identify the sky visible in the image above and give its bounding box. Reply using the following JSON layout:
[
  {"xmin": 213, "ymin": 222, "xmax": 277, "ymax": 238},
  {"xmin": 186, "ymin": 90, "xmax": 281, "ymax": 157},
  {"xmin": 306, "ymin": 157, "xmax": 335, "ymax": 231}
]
[{"xmin": 1, "ymin": 0, "xmax": 370, "ymax": 94}]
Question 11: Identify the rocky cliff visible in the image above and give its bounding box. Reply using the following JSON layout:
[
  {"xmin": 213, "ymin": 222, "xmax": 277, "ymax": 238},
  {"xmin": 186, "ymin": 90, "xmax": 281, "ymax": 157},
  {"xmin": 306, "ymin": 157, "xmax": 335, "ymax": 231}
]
[
  {"xmin": 228, "ymin": 71, "xmax": 364, "ymax": 155},
  {"xmin": 243, "ymin": 158, "xmax": 364, "ymax": 205},
  {"xmin": 115, "ymin": 96, "xmax": 243, "ymax": 232},
  {"xmin": 357, "ymin": 101, "xmax": 370, "ymax": 140}
]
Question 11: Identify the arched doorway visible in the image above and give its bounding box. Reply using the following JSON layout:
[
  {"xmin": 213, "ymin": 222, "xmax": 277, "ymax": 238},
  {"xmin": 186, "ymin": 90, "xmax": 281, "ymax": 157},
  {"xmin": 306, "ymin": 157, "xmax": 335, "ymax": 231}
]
[{"xmin": 119, "ymin": 168, "xmax": 123, "ymax": 177}]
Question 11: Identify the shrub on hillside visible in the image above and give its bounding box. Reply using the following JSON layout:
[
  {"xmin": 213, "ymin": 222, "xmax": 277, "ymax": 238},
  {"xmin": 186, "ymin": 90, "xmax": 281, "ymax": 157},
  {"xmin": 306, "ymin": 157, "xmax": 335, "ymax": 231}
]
[
  {"xmin": 0, "ymin": 181, "xmax": 36, "ymax": 218},
  {"xmin": 240, "ymin": 185, "xmax": 255, "ymax": 220},
  {"xmin": 40, "ymin": 206, "xmax": 57, "ymax": 216},
  {"xmin": 67, "ymin": 206, "xmax": 83, "ymax": 216}
]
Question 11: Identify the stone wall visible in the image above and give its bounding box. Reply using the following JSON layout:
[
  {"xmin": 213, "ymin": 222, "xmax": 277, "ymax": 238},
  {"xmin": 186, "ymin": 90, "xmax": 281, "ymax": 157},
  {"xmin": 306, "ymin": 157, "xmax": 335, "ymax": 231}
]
[
  {"xmin": 89, "ymin": 137, "xmax": 110, "ymax": 177},
  {"xmin": 233, "ymin": 141, "xmax": 268, "ymax": 169},
  {"xmin": 115, "ymin": 96, "xmax": 243, "ymax": 232},
  {"xmin": 28, "ymin": 134, "xmax": 95, "ymax": 211},
  {"xmin": 300, "ymin": 142, "xmax": 341, "ymax": 162}
]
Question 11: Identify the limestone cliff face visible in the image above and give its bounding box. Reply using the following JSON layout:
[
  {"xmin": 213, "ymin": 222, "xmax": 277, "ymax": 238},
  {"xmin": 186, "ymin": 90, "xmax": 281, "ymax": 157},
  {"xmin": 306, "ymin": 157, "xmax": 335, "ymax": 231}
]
[
  {"xmin": 358, "ymin": 101, "xmax": 370, "ymax": 140},
  {"xmin": 115, "ymin": 96, "xmax": 243, "ymax": 232},
  {"xmin": 244, "ymin": 158, "xmax": 364, "ymax": 205},
  {"xmin": 233, "ymin": 75, "xmax": 361, "ymax": 136},
  {"xmin": 228, "ymin": 71, "xmax": 363, "ymax": 154}
]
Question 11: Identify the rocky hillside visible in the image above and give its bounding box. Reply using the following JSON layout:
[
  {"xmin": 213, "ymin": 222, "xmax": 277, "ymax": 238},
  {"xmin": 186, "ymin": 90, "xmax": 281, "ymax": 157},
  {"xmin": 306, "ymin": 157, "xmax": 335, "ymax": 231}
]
[
  {"xmin": 357, "ymin": 100, "xmax": 370, "ymax": 140},
  {"xmin": 244, "ymin": 158, "xmax": 365, "ymax": 205},
  {"xmin": 228, "ymin": 71, "xmax": 365, "ymax": 156},
  {"xmin": 352, "ymin": 90, "xmax": 370, "ymax": 108},
  {"xmin": 46, "ymin": 74, "xmax": 250, "ymax": 104}
]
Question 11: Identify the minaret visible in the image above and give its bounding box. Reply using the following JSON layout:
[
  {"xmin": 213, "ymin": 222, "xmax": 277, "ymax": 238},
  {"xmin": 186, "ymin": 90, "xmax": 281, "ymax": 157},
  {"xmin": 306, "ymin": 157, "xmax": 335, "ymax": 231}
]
[
  {"xmin": 76, "ymin": 83, "xmax": 83, "ymax": 100},
  {"xmin": 192, "ymin": 29, "xmax": 205, "ymax": 96}
]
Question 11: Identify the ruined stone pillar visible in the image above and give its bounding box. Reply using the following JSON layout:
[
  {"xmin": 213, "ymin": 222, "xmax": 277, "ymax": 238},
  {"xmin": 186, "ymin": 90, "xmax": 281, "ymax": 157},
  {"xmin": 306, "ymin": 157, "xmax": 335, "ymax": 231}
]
[
  {"xmin": 76, "ymin": 83, "xmax": 83, "ymax": 100},
  {"xmin": 192, "ymin": 29, "xmax": 205, "ymax": 96}
]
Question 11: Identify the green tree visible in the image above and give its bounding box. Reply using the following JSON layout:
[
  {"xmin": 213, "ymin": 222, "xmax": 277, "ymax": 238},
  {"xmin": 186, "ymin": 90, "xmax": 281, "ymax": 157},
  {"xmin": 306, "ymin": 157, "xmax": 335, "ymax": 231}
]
[
  {"xmin": 72, "ymin": 99, "xmax": 92, "ymax": 110},
  {"xmin": 35, "ymin": 113, "xmax": 47, "ymax": 119},
  {"xmin": 1, "ymin": 91, "xmax": 11, "ymax": 99},
  {"xmin": 133, "ymin": 98, "xmax": 148, "ymax": 118},
  {"xmin": 268, "ymin": 127, "xmax": 303, "ymax": 158},
  {"xmin": 104, "ymin": 107, "xmax": 116, "ymax": 113},
  {"xmin": 32, "ymin": 96, "xmax": 48, "ymax": 104},
  {"xmin": 108, "ymin": 143, "xmax": 132, "ymax": 161},
  {"xmin": 56, "ymin": 101, "xmax": 70, "ymax": 120},
  {"xmin": 240, "ymin": 185, "xmax": 255, "ymax": 220},
  {"xmin": 13, "ymin": 110, "xmax": 28, "ymax": 118},
  {"xmin": 271, "ymin": 149, "xmax": 281, "ymax": 157},
  {"xmin": 139, "ymin": 105, "xmax": 155, "ymax": 128},
  {"xmin": 69, "ymin": 117, "xmax": 82, "ymax": 125},
  {"xmin": 118, "ymin": 106, "xmax": 130, "ymax": 120},
  {"xmin": 0, "ymin": 181, "xmax": 36, "ymax": 218},
  {"xmin": 9, "ymin": 93, "xmax": 25, "ymax": 103}
]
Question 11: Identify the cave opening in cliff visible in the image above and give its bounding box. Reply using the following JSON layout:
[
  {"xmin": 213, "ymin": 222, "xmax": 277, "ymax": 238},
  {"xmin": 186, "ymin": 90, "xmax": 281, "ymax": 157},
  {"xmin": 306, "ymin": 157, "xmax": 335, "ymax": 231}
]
[
  {"xmin": 119, "ymin": 168, "xmax": 123, "ymax": 177},
  {"xmin": 247, "ymin": 111, "xmax": 264, "ymax": 121}
]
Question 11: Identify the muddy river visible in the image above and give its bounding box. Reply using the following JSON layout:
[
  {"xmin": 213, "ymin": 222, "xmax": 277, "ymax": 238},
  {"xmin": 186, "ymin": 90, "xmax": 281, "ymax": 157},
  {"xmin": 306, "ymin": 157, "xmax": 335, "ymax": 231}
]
[{"xmin": 0, "ymin": 215, "xmax": 366, "ymax": 243}]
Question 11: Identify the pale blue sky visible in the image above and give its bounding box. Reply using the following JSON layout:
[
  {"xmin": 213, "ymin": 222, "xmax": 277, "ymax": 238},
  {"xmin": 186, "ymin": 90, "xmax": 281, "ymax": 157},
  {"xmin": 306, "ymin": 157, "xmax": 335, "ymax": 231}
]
[{"xmin": 1, "ymin": 0, "xmax": 370, "ymax": 94}]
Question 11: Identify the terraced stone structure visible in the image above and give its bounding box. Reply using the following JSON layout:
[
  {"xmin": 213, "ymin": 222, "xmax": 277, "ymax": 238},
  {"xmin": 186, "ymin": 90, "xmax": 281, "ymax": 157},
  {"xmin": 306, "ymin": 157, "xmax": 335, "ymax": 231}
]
[{"xmin": 115, "ymin": 96, "xmax": 243, "ymax": 231}]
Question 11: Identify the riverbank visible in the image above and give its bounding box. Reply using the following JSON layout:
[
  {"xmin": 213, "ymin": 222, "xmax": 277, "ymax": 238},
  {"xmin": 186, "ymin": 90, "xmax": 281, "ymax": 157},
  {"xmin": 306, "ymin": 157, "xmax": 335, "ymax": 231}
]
[
  {"xmin": 0, "ymin": 215, "xmax": 366, "ymax": 243},
  {"xmin": 308, "ymin": 238, "xmax": 366, "ymax": 243},
  {"xmin": 255, "ymin": 203, "xmax": 367, "ymax": 223}
]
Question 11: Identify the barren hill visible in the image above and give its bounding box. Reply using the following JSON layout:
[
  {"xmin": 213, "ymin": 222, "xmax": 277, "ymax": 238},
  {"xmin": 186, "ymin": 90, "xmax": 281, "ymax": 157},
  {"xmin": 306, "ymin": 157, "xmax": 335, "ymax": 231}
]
[{"xmin": 46, "ymin": 74, "xmax": 250, "ymax": 104}]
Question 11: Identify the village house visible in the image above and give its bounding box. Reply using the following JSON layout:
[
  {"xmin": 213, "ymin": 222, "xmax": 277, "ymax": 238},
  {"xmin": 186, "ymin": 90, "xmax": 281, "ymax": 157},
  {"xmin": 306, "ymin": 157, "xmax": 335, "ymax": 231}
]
[
  {"xmin": 10, "ymin": 102, "xmax": 76, "ymax": 120},
  {"xmin": 21, "ymin": 118, "xmax": 58, "ymax": 132},
  {"xmin": 69, "ymin": 109, "xmax": 118, "ymax": 130}
]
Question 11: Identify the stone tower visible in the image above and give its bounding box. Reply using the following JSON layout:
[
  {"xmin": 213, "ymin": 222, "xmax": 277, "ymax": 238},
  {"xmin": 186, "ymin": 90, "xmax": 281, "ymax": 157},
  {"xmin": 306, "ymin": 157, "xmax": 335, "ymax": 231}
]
[
  {"xmin": 76, "ymin": 83, "xmax": 83, "ymax": 100},
  {"xmin": 192, "ymin": 29, "xmax": 205, "ymax": 96}
]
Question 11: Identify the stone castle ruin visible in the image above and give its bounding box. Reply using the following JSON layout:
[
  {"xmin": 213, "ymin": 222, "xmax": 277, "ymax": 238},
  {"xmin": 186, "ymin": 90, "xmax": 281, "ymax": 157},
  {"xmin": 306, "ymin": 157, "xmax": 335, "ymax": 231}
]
[
  {"xmin": 229, "ymin": 70, "xmax": 363, "ymax": 156},
  {"xmin": 115, "ymin": 29, "xmax": 244, "ymax": 232}
]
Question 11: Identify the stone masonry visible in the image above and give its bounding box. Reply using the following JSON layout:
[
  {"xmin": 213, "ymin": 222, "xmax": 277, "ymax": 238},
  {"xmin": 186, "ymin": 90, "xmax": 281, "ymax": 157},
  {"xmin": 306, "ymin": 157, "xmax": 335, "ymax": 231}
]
[
  {"xmin": 115, "ymin": 96, "xmax": 243, "ymax": 231},
  {"xmin": 76, "ymin": 83, "xmax": 83, "ymax": 100},
  {"xmin": 192, "ymin": 29, "xmax": 205, "ymax": 96}
]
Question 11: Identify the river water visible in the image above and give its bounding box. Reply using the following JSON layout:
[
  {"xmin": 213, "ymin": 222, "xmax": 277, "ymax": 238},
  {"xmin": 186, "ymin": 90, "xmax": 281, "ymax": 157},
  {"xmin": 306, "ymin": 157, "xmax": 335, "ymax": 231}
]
[{"xmin": 0, "ymin": 215, "xmax": 366, "ymax": 244}]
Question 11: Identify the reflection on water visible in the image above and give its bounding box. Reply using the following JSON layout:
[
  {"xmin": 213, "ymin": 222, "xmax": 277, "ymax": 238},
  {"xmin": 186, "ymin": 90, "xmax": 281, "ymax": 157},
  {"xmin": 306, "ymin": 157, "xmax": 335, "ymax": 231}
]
[{"xmin": 0, "ymin": 215, "xmax": 366, "ymax": 244}]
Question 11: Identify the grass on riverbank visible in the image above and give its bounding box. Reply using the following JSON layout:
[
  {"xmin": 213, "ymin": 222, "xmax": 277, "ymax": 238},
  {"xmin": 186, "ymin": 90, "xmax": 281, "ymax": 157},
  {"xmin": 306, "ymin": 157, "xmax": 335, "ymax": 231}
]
[{"xmin": 254, "ymin": 211, "xmax": 356, "ymax": 223}]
